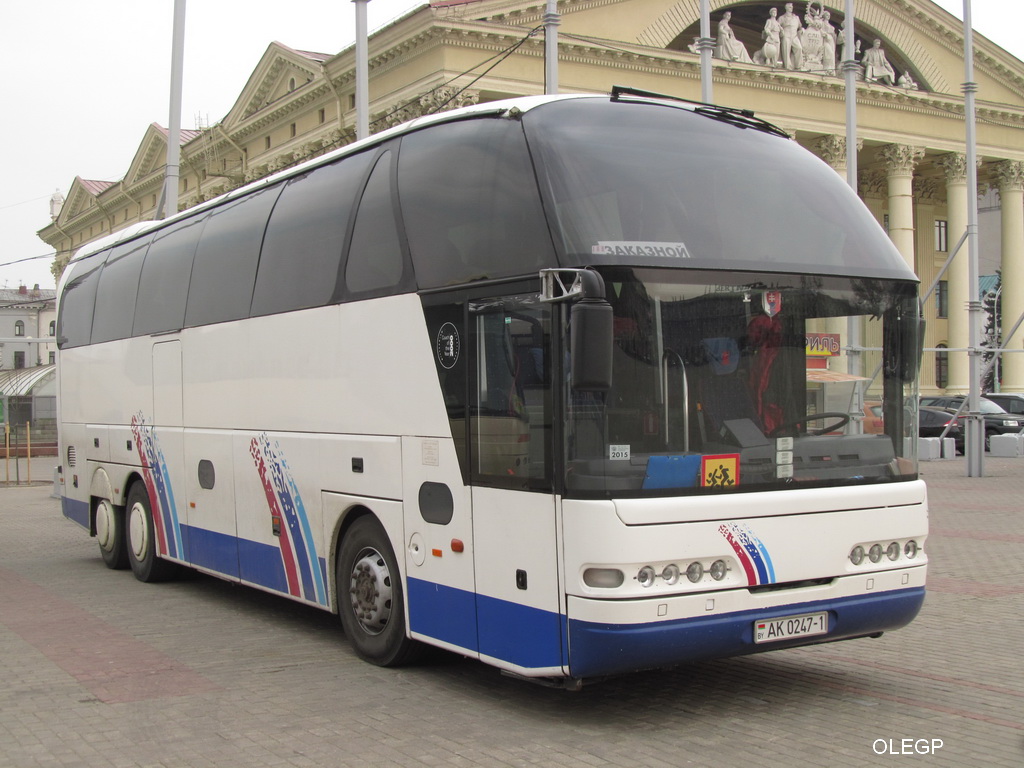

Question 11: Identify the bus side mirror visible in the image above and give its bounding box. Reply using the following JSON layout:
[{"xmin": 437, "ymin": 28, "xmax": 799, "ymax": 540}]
[{"xmin": 571, "ymin": 297, "xmax": 613, "ymax": 391}]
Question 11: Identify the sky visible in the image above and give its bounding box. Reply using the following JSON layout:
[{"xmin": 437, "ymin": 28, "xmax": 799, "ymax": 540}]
[{"xmin": 0, "ymin": 0, "xmax": 1020, "ymax": 290}]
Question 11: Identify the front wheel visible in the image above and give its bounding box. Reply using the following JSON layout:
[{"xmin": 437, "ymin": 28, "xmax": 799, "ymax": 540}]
[
  {"xmin": 126, "ymin": 483, "xmax": 177, "ymax": 583},
  {"xmin": 337, "ymin": 515, "xmax": 421, "ymax": 666}
]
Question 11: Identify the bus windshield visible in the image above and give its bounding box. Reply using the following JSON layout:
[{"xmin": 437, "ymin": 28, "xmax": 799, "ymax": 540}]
[{"xmin": 564, "ymin": 267, "xmax": 919, "ymax": 495}]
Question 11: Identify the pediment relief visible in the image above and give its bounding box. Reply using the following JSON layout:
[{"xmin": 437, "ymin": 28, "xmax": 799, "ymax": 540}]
[
  {"xmin": 124, "ymin": 124, "xmax": 171, "ymax": 186},
  {"xmin": 652, "ymin": 1, "xmax": 940, "ymax": 92},
  {"xmin": 230, "ymin": 44, "xmax": 324, "ymax": 124},
  {"xmin": 60, "ymin": 177, "xmax": 114, "ymax": 224}
]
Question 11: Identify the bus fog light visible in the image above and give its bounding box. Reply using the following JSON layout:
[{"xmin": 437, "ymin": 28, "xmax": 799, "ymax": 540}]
[
  {"xmin": 886, "ymin": 542, "xmax": 900, "ymax": 561},
  {"xmin": 662, "ymin": 564, "xmax": 680, "ymax": 585},
  {"xmin": 710, "ymin": 560, "xmax": 727, "ymax": 580},
  {"xmin": 583, "ymin": 568, "xmax": 624, "ymax": 588},
  {"xmin": 868, "ymin": 544, "xmax": 883, "ymax": 563},
  {"xmin": 686, "ymin": 561, "xmax": 704, "ymax": 583},
  {"xmin": 904, "ymin": 540, "xmax": 918, "ymax": 559},
  {"xmin": 850, "ymin": 546, "xmax": 865, "ymax": 565},
  {"xmin": 637, "ymin": 566, "xmax": 656, "ymax": 587}
]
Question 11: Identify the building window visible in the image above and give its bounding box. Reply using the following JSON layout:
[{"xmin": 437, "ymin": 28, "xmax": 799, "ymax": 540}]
[
  {"xmin": 319, "ymin": 108, "xmax": 326, "ymax": 124},
  {"xmin": 14, "ymin": 321, "xmax": 24, "ymax": 337},
  {"xmin": 936, "ymin": 280, "xmax": 948, "ymax": 319},
  {"xmin": 349, "ymin": 93, "xmax": 356, "ymax": 110},
  {"xmin": 49, "ymin": 321, "xmax": 55, "ymax": 335},
  {"xmin": 935, "ymin": 343, "xmax": 949, "ymax": 389},
  {"xmin": 265, "ymin": 136, "xmax": 271, "ymax": 150},
  {"xmin": 49, "ymin": 351, "xmax": 56, "ymax": 364},
  {"xmin": 290, "ymin": 123, "xmax": 297, "ymax": 138},
  {"xmin": 13, "ymin": 351, "xmax": 25, "ymax": 369},
  {"xmin": 935, "ymin": 219, "xmax": 948, "ymax": 252}
]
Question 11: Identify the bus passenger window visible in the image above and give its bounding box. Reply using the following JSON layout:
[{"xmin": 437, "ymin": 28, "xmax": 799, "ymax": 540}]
[
  {"xmin": 56, "ymin": 250, "xmax": 107, "ymax": 348},
  {"xmin": 345, "ymin": 150, "xmax": 406, "ymax": 296},
  {"xmin": 134, "ymin": 218, "xmax": 204, "ymax": 336},
  {"xmin": 185, "ymin": 184, "xmax": 282, "ymax": 327},
  {"xmin": 91, "ymin": 236, "xmax": 151, "ymax": 343},
  {"xmin": 252, "ymin": 150, "xmax": 374, "ymax": 316}
]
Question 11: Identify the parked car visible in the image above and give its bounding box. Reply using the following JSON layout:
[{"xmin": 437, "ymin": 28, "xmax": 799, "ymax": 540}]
[
  {"xmin": 919, "ymin": 395, "xmax": 1023, "ymax": 449},
  {"xmin": 985, "ymin": 392, "xmax": 1024, "ymax": 417},
  {"xmin": 918, "ymin": 406, "xmax": 964, "ymax": 454}
]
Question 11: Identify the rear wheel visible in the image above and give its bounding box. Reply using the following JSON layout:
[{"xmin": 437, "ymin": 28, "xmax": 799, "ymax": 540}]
[
  {"xmin": 337, "ymin": 515, "xmax": 421, "ymax": 666},
  {"xmin": 126, "ymin": 483, "xmax": 177, "ymax": 583},
  {"xmin": 95, "ymin": 498, "xmax": 129, "ymax": 570}
]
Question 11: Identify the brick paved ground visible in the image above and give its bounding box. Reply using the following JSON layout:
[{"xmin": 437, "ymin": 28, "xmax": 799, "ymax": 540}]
[{"xmin": 0, "ymin": 457, "xmax": 1021, "ymax": 767}]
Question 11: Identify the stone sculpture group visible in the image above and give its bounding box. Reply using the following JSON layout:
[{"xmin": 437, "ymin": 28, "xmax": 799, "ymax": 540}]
[{"xmin": 709, "ymin": 2, "xmax": 917, "ymax": 89}]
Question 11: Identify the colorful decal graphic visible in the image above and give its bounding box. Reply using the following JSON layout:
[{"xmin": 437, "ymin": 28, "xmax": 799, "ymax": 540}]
[
  {"xmin": 250, "ymin": 434, "xmax": 327, "ymax": 606},
  {"xmin": 701, "ymin": 453, "xmax": 740, "ymax": 488},
  {"xmin": 131, "ymin": 413, "xmax": 183, "ymax": 559},
  {"xmin": 718, "ymin": 522, "xmax": 776, "ymax": 586}
]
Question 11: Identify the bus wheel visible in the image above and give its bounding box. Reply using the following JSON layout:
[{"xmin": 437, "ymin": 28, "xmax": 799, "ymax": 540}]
[
  {"xmin": 337, "ymin": 515, "xmax": 421, "ymax": 666},
  {"xmin": 126, "ymin": 483, "xmax": 176, "ymax": 583},
  {"xmin": 95, "ymin": 498, "xmax": 128, "ymax": 570}
]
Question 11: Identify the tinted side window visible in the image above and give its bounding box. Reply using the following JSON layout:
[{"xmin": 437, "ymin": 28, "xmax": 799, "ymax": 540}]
[
  {"xmin": 345, "ymin": 150, "xmax": 407, "ymax": 296},
  {"xmin": 57, "ymin": 250, "xmax": 107, "ymax": 349},
  {"xmin": 91, "ymin": 236, "xmax": 151, "ymax": 343},
  {"xmin": 135, "ymin": 217, "xmax": 204, "ymax": 336},
  {"xmin": 252, "ymin": 151, "xmax": 374, "ymax": 317},
  {"xmin": 398, "ymin": 118, "xmax": 555, "ymax": 289},
  {"xmin": 185, "ymin": 185, "xmax": 282, "ymax": 327}
]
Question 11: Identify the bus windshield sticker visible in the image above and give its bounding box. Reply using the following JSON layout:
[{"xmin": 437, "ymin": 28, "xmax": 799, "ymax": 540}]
[
  {"xmin": 609, "ymin": 444, "xmax": 630, "ymax": 461},
  {"xmin": 591, "ymin": 241, "xmax": 691, "ymax": 259}
]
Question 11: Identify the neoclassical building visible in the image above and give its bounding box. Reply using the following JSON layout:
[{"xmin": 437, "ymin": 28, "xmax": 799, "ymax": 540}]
[{"xmin": 38, "ymin": 0, "xmax": 1024, "ymax": 394}]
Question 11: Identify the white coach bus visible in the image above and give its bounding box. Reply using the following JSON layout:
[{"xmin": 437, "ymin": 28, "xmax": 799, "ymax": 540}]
[{"xmin": 57, "ymin": 88, "xmax": 926, "ymax": 686}]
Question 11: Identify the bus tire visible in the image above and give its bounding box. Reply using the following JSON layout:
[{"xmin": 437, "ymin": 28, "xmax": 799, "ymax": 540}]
[
  {"xmin": 337, "ymin": 515, "xmax": 421, "ymax": 667},
  {"xmin": 95, "ymin": 498, "xmax": 129, "ymax": 570},
  {"xmin": 126, "ymin": 482, "xmax": 176, "ymax": 583}
]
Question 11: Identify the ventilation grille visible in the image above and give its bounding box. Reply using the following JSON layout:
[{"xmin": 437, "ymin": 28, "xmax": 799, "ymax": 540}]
[{"xmin": 66, "ymin": 445, "xmax": 77, "ymax": 468}]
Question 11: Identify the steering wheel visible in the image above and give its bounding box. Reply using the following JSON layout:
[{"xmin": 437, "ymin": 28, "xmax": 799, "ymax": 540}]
[{"xmin": 769, "ymin": 412, "xmax": 851, "ymax": 438}]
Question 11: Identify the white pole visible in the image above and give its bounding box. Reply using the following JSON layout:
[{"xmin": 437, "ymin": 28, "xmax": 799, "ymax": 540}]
[
  {"xmin": 963, "ymin": 0, "xmax": 984, "ymax": 476},
  {"xmin": 544, "ymin": 0, "xmax": 559, "ymax": 94},
  {"xmin": 843, "ymin": 0, "xmax": 858, "ymax": 191},
  {"xmin": 698, "ymin": 0, "xmax": 713, "ymax": 103},
  {"xmin": 354, "ymin": 0, "xmax": 370, "ymax": 141},
  {"xmin": 162, "ymin": 0, "xmax": 186, "ymax": 219}
]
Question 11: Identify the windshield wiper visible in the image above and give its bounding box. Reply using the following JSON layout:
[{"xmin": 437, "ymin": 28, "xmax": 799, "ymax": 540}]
[{"xmin": 610, "ymin": 85, "xmax": 790, "ymax": 140}]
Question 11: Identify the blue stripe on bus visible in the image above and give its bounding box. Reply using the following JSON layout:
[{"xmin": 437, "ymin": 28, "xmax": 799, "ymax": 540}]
[
  {"xmin": 62, "ymin": 496, "xmax": 90, "ymax": 529},
  {"xmin": 407, "ymin": 577, "xmax": 566, "ymax": 670},
  {"xmin": 566, "ymin": 586, "xmax": 926, "ymax": 678}
]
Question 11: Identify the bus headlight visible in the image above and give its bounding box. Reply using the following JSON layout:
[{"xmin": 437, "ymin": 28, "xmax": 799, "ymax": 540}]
[
  {"xmin": 868, "ymin": 544, "xmax": 883, "ymax": 563},
  {"xmin": 661, "ymin": 564, "xmax": 680, "ymax": 585},
  {"xmin": 904, "ymin": 540, "xmax": 918, "ymax": 559},
  {"xmin": 886, "ymin": 542, "xmax": 900, "ymax": 561},
  {"xmin": 637, "ymin": 566, "xmax": 656, "ymax": 587},
  {"xmin": 686, "ymin": 561, "xmax": 704, "ymax": 583},
  {"xmin": 710, "ymin": 559, "xmax": 728, "ymax": 580},
  {"xmin": 583, "ymin": 568, "xmax": 624, "ymax": 588},
  {"xmin": 850, "ymin": 546, "xmax": 865, "ymax": 565}
]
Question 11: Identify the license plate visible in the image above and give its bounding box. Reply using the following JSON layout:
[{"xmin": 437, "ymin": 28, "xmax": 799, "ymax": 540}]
[{"xmin": 754, "ymin": 611, "xmax": 829, "ymax": 644}]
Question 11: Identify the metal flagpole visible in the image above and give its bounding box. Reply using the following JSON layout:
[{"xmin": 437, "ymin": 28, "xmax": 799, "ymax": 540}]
[
  {"xmin": 843, "ymin": 1, "xmax": 862, "ymax": 415},
  {"xmin": 354, "ymin": 0, "xmax": 370, "ymax": 141},
  {"xmin": 162, "ymin": 0, "xmax": 186, "ymax": 220},
  {"xmin": 963, "ymin": 0, "xmax": 984, "ymax": 476},
  {"xmin": 699, "ymin": 0, "xmax": 713, "ymax": 103}
]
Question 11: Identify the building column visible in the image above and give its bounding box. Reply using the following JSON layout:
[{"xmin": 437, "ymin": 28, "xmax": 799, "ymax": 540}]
[
  {"xmin": 995, "ymin": 160, "xmax": 1024, "ymax": 393},
  {"xmin": 879, "ymin": 144, "xmax": 924, "ymax": 271},
  {"xmin": 938, "ymin": 152, "xmax": 970, "ymax": 392}
]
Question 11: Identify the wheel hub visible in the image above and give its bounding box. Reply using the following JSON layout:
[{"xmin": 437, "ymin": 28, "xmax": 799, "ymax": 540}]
[{"xmin": 349, "ymin": 548, "xmax": 393, "ymax": 635}]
